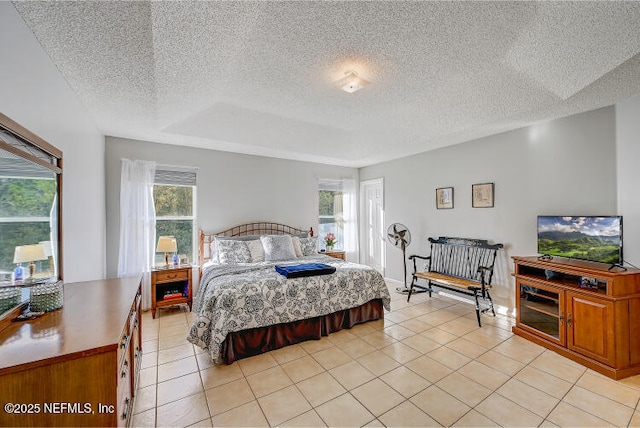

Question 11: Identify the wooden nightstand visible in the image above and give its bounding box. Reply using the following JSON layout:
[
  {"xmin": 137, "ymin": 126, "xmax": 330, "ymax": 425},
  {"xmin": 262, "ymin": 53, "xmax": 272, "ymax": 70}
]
[
  {"xmin": 323, "ymin": 250, "xmax": 346, "ymax": 260},
  {"xmin": 151, "ymin": 265, "xmax": 192, "ymax": 318}
]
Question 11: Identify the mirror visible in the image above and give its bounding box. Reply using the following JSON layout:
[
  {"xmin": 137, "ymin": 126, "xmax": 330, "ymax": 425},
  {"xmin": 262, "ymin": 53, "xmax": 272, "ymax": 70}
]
[{"xmin": 0, "ymin": 113, "xmax": 62, "ymax": 318}]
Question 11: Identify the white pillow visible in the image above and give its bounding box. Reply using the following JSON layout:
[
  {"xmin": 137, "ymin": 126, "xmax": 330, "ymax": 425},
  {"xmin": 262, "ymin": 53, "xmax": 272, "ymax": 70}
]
[
  {"xmin": 291, "ymin": 236, "xmax": 303, "ymax": 257},
  {"xmin": 299, "ymin": 237, "xmax": 318, "ymax": 256},
  {"xmin": 260, "ymin": 235, "xmax": 297, "ymax": 261},
  {"xmin": 210, "ymin": 235, "xmax": 260, "ymax": 263},
  {"xmin": 247, "ymin": 240, "xmax": 265, "ymax": 262},
  {"xmin": 216, "ymin": 239, "xmax": 252, "ymax": 264},
  {"xmin": 211, "ymin": 237, "xmax": 224, "ymax": 262}
]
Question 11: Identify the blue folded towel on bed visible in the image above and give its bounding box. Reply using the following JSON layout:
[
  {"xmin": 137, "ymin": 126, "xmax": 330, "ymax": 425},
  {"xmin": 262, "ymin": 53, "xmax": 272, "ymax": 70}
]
[{"xmin": 275, "ymin": 263, "xmax": 336, "ymax": 278}]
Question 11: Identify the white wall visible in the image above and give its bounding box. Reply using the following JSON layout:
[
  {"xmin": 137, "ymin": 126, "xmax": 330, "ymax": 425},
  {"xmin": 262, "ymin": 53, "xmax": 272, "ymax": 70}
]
[
  {"xmin": 360, "ymin": 107, "xmax": 618, "ymax": 312},
  {"xmin": 0, "ymin": 3, "xmax": 106, "ymax": 282},
  {"xmin": 616, "ymin": 93, "xmax": 640, "ymax": 266},
  {"xmin": 104, "ymin": 137, "xmax": 358, "ymax": 277}
]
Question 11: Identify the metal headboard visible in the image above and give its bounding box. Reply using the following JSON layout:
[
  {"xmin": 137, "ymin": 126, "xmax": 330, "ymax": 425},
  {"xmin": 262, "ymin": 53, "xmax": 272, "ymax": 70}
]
[{"xmin": 198, "ymin": 221, "xmax": 314, "ymax": 271}]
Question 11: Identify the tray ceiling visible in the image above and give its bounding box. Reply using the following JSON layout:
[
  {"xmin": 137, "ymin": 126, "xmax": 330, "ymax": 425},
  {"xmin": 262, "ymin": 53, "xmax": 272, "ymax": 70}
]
[{"xmin": 12, "ymin": 1, "xmax": 640, "ymax": 167}]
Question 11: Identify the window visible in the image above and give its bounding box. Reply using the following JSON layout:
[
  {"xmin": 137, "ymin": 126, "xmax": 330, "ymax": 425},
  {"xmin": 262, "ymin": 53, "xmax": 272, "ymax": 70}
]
[
  {"xmin": 0, "ymin": 176, "xmax": 57, "ymax": 278},
  {"xmin": 153, "ymin": 166, "xmax": 197, "ymax": 266},
  {"xmin": 318, "ymin": 180, "xmax": 344, "ymax": 250}
]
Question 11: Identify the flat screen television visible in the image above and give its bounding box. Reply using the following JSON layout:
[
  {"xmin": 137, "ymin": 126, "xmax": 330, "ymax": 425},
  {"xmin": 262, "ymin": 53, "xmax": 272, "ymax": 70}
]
[{"xmin": 537, "ymin": 216, "xmax": 623, "ymax": 265}]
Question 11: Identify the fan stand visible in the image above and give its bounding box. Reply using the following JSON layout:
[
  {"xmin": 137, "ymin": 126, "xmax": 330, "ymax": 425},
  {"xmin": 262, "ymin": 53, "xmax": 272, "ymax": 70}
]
[
  {"xmin": 394, "ymin": 240, "xmax": 426, "ymax": 295},
  {"xmin": 395, "ymin": 241, "xmax": 410, "ymax": 294}
]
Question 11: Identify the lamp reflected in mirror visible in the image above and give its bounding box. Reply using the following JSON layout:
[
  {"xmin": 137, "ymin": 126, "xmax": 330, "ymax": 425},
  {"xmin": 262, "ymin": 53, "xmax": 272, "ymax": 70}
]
[
  {"xmin": 13, "ymin": 244, "xmax": 47, "ymax": 281},
  {"xmin": 0, "ymin": 113, "xmax": 63, "ymax": 320},
  {"xmin": 39, "ymin": 241, "xmax": 54, "ymax": 275}
]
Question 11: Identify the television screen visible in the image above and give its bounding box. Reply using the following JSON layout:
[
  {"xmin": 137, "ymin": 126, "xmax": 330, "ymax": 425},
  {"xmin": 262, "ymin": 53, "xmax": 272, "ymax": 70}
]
[{"xmin": 537, "ymin": 216, "xmax": 623, "ymax": 265}]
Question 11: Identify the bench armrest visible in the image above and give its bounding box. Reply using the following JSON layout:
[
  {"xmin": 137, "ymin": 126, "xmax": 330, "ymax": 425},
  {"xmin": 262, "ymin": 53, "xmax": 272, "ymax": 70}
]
[
  {"xmin": 477, "ymin": 266, "xmax": 491, "ymax": 274},
  {"xmin": 408, "ymin": 254, "xmax": 431, "ymax": 274}
]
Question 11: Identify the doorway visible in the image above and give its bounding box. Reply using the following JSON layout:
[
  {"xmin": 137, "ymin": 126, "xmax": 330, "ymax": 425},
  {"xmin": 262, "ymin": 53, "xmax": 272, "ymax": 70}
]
[{"xmin": 360, "ymin": 178, "xmax": 385, "ymax": 274}]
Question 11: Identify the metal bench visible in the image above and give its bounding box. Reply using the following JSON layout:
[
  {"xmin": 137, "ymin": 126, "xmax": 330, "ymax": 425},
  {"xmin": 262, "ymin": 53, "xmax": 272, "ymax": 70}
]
[{"xmin": 408, "ymin": 237, "xmax": 503, "ymax": 327}]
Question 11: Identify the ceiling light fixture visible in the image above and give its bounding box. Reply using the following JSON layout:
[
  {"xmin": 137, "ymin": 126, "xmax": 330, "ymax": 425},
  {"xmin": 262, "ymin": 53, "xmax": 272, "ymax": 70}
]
[{"xmin": 335, "ymin": 71, "xmax": 370, "ymax": 94}]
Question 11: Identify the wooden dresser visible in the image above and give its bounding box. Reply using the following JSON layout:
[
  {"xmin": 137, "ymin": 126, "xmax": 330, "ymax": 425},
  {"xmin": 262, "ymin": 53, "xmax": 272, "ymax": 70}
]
[{"xmin": 0, "ymin": 277, "xmax": 142, "ymax": 427}]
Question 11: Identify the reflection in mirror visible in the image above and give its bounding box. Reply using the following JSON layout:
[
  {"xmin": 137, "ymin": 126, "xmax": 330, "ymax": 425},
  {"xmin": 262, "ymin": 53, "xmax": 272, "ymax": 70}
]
[{"xmin": 0, "ymin": 114, "xmax": 62, "ymax": 319}]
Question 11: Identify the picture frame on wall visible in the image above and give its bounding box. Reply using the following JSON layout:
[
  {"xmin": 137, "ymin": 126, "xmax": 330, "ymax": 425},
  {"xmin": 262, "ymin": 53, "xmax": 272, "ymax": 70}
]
[
  {"xmin": 472, "ymin": 182, "xmax": 494, "ymax": 208},
  {"xmin": 436, "ymin": 187, "xmax": 454, "ymax": 209}
]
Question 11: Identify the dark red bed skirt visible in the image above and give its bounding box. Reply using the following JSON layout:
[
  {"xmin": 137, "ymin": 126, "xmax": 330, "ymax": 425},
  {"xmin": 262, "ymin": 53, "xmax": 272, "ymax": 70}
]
[{"xmin": 220, "ymin": 298, "xmax": 384, "ymax": 364}]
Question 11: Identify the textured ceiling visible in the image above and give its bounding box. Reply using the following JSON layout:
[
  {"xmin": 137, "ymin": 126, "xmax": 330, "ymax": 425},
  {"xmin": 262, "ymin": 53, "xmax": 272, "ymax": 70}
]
[{"xmin": 12, "ymin": 1, "xmax": 640, "ymax": 168}]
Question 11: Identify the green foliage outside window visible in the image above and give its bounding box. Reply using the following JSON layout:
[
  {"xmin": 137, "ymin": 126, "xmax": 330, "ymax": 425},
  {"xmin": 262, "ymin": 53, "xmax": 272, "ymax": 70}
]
[
  {"xmin": 154, "ymin": 185, "xmax": 193, "ymax": 216},
  {"xmin": 318, "ymin": 189, "xmax": 344, "ymax": 249},
  {"xmin": 155, "ymin": 220, "xmax": 193, "ymax": 265},
  {"xmin": 319, "ymin": 190, "xmax": 336, "ymax": 217},
  {"xmin": 153, "ymin": 185, "xmax": 195, "ymax": 265},
  {"xmin": 0, "ymin": 178, "xmax": 56, "ymax": 217},
  {"xmin": 0, "ymin": 178, "xmax": 56, "ymax": 273}
]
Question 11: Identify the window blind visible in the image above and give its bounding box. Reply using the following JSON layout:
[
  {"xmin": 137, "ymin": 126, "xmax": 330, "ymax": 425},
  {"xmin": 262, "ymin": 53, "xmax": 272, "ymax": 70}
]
[
  {"xmin": 154, "ymin": 164, "xmax": 198, "ymax": 186},
  {"xmin": 0, "ymin": 148, "xmax": 56, "ymax": 179},
  {"xmin": 318, "ymin": 179, "xmax": 343, "ymax": 192}
]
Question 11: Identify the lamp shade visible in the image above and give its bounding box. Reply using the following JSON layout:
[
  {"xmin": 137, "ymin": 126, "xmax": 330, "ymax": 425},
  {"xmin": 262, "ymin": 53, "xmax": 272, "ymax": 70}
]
[
  {"xmin": 13, "ymin": 244, "xmax": 47, "ymax": 264},
  {"xmin": 39, "ymin": 241, "xmax": 54, "ymax": 257},
  {"xmin": 156, "ymin": 236, "xmax": 177, "ymax": 253}
]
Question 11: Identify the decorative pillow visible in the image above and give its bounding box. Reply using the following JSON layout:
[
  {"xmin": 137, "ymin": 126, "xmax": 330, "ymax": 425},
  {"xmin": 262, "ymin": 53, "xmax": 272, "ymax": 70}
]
[
  {"xmin": 216, "ymin": 238, "xmax": 252, "ymax": 264},
  {"xmin": 260, "ymin": 235, "xmax": 297, "ymax": 261},
  {"xmin": 299, "ymin": 237, "xmax": 318, "ymax": 256},
  {"xmin": 247, "ymin": 240, "xmax": 265, "ymax": 262},
  {"xmin": 291, "ymin": 237, "xmax": 303, "ymax": 258},
  {"xmin": 209, "ymin": 234, "xmax": 260, "ymax": 263}
]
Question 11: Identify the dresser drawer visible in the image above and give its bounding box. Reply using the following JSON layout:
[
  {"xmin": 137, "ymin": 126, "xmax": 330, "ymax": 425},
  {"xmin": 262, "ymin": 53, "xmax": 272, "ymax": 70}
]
[
  {"xmin": 117, "ymin": 324, "xmax": 130, "ymax": 371},
  {"xmin": 117, "ymin": 350, "xmax": 133, "ymax": 427},
  {"xmin": 154, "ymin": 269, "xmax": 189, "ymax": 283}
]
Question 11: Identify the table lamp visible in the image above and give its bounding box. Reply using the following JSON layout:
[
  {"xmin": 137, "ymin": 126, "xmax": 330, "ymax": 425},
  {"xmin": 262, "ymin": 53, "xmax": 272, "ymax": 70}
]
[
  {"xmin": 39, "ymin": 241, "xmax": 54, "ymax": 274},
  {"xmin": 14, "ymin": 244, "xmax": 47, "ymax": 280},
  {"xmin": 156, "ymin": 236, "xmax": 177, "ymax": 268}
]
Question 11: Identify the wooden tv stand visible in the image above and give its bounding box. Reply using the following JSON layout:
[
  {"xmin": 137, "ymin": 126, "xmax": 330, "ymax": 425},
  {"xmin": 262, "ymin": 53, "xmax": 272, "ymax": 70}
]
[{"xmin": 512, "ymin": 256, "xmax": 640, "ymax": 379}]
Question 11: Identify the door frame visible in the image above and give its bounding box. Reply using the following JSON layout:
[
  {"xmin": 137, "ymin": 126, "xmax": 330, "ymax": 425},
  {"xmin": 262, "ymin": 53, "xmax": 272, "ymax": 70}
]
[{"xmin": 359, "ymin": 178, "xmax": 385, "ymax": 274}]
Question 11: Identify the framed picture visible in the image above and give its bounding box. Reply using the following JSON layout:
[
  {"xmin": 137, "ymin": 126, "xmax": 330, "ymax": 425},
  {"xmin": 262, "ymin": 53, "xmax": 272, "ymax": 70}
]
[
  {"xmin": 472, "ymin": 182, "xmax": 494, "ymax": 208},
  {"xmin": 436, "ymin": 187, "xmax": 454, "ymax": 209}
]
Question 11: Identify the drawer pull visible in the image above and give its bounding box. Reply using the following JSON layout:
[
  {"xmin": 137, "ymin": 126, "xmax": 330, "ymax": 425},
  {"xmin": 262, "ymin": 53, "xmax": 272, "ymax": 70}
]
[
  {"xmin": 121, "ymin": 359, "xmax": 129, "ymax": 378},
  {"xmin": 166, "ymin": 274, "xmax": 177, "ymax": 279},
  {"xmin": 121, "ymin": 397, "xmax": 130, "ymax": 420}
]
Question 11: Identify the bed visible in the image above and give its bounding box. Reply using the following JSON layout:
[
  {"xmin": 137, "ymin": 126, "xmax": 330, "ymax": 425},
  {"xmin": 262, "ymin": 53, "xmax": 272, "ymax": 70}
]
[{"xmin": 187, "ymin": 222, "xmax": 391, "ymax": 364}]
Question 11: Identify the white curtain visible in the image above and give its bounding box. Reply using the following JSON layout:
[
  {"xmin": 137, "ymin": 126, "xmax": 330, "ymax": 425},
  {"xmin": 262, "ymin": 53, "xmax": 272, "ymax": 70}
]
[
  {"xmin": 118, "ymin": 159, "xmax": 156, "ymax": 310},
  {"xmin": 342, "ymin": 178, "xmax": 359, "ymax": 263}
]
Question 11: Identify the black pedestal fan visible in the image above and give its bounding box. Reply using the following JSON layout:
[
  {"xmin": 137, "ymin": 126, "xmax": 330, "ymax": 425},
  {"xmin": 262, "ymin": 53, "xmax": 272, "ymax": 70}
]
[{"xmin": 387, "ymin": 223, "xmax": 411, "ymax": 294}]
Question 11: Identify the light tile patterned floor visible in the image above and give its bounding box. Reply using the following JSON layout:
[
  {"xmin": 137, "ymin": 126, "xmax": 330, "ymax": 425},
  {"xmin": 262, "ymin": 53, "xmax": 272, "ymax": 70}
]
[{"xmin": 134, "ymin": 282, "xmax": 640, "ymax": 427}]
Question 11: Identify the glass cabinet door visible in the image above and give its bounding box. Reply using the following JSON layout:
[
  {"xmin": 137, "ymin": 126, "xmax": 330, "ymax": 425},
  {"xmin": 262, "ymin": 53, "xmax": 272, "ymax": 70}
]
[{"xmin": 517, "ymin": 280, "xmax": 565, "ymax": 346}]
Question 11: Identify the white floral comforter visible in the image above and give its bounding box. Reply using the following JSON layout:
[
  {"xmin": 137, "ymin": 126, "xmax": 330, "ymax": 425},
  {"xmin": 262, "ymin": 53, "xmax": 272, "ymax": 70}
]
[{"xmin": 187, "ymin": 255, "xmax": 391, "ymax": 364}]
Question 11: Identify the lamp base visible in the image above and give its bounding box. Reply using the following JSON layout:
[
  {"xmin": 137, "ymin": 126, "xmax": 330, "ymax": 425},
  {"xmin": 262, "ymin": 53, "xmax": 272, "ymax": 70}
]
[{"xmin": 29, "ymin": 261, "xmax": 36, "ymax": 278}]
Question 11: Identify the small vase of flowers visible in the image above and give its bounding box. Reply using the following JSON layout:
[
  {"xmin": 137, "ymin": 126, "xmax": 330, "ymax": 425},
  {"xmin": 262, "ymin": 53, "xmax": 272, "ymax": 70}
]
[{"xmin": 324, "ymin": 233, "xmax": 336, "ymax": 251}]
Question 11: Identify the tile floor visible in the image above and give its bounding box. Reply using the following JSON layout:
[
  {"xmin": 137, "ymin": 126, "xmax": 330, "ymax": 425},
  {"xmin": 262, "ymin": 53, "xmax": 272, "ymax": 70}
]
[{"xmin": 133, "ymin": 282, "xmax": 640, "ymax": 427}]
